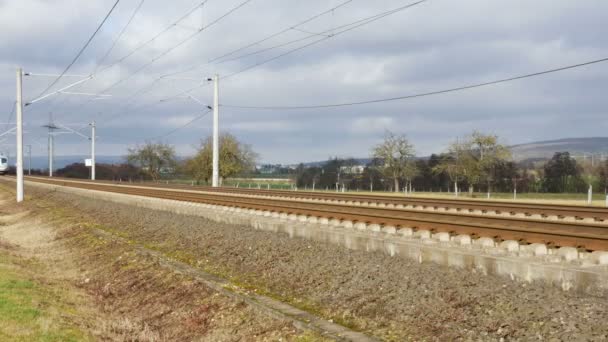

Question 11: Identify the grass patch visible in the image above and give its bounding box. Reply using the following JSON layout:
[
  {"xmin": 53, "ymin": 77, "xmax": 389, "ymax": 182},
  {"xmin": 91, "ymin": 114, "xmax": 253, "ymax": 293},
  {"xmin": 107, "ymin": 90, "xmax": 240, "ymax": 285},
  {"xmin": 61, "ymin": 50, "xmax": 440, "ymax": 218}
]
[{"xmin": 0, "ymin": 251, "xmax": 88, "ymax": 342}]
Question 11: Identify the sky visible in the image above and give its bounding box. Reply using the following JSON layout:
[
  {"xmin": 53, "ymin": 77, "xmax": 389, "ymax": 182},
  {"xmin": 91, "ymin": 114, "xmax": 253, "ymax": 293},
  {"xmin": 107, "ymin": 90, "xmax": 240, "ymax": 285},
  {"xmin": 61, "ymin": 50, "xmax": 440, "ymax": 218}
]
[{"xmin": 0, "ymin": 0, "xmax": 607, "ymax": 164}]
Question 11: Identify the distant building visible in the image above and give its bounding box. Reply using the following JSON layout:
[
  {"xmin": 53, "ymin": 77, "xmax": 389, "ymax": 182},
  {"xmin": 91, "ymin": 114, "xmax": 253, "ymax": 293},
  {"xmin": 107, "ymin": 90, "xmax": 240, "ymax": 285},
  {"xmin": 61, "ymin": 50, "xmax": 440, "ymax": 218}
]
[
  {"xmin": 256, "ymin": 164, "xmax": 282, "ymax": 174},
  {"xmin": 340, "ymin": 165, "xmax": 365, "ymax": 175}
]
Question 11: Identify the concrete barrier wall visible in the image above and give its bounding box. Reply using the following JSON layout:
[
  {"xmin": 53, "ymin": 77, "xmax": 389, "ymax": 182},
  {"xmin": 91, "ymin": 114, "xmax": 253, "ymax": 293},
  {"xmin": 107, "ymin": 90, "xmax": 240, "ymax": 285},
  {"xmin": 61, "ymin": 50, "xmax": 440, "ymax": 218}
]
[{"xmin": 23, "ymin": 180, "xmax": 608, "ymax": 294}]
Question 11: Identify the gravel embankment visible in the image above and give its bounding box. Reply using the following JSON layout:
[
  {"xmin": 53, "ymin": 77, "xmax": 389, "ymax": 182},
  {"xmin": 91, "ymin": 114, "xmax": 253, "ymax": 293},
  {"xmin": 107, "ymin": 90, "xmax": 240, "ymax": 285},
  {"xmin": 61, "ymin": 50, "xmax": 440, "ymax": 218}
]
[{"xmin": 34, "ymin": 187, "xmax": 608, "ymax": 341}]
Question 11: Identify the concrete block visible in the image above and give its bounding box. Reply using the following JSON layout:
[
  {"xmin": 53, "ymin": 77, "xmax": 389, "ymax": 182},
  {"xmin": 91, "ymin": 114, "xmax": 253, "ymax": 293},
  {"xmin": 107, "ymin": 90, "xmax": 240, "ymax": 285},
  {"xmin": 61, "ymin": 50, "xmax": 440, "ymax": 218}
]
[
  {"xmin": 341, "ymin": 220, "xmax": 354, "ymax": 229},
  {"xmin": 297, "ymin": 215, "xmax": 308, "ymax": 222},
  {"xmin": 582, "ymin": 217, "xmax": 596, "ymax": 224},
  {"xmin": 556, "ymin": 247, "xmax": 579, "ymax": 261},
  {"xmin": 591, "ymin": 251, "xmax": 608, "ymax": 265},
  {"xmin": 526, "ymin": 243, "xmax": 548, "ymax": 256},
  {"xmin": 381, "ymin": 226, "xmax": 397, "ymax": 234},
  {"xmin": 318, "ymin": 217, "xmax": 329, "ymax": 225},
  {"xmin": 368, "ymin": 224, "xmax": 382, "ymax": 232},
  {"xmin": 329, "ymin": 219, "xmax": 342, "ymax": 227},
  {"xmin": 474, "ymin": 237, "xmax": 496, "ymax": 248},
  {"xmin": 397, "ymin": 227, "xmax": 413, "ymax": 237},
  {"xmin": 307, "ymin": 216, "xmax": 319, "ymax": 224},
  {"xmin": 288, "ymin": 214, "xmax": 298, "ymax": 221},
  {"xmin": 452, "ymin": 234, "xmax": 472, "ymax": 246},
  {"xmin": 499, "ymin": 240, "xmax": 520, "ymax": 252},
  {"xmin": 432, "ymin": 232, "xmax": 451, "ymax": 242},
  {"xmin": 279, "ymin": 213, "xmax": 289, "ymax": 220},
  {"xmin": 354, "ymin": 222, "xmax": 367, "ymax": 231},
  {"xmin": 414, "ymin": 230, "xmax": 431, "ymax": 239}
]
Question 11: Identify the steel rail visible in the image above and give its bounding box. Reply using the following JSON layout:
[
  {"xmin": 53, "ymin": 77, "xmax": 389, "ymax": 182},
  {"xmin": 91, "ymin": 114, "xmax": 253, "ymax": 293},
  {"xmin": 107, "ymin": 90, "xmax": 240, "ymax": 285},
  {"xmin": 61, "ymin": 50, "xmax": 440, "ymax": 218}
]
[
  {"xmin": 182, "ymin": 186, "xmax": 608, "ymax": 221},
  {"xmin": 25, "ymin": 177, "xmax": 608, "ymax": 251},
  {"xmin": 24, "ymin": 176, "xmax": 608, "ymax": 222}
]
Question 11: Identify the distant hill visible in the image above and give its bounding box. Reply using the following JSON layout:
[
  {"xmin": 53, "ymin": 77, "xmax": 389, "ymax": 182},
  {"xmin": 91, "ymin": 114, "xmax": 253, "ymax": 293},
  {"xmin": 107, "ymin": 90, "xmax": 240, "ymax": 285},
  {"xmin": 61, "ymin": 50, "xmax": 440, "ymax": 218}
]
[
  {"xmin": 296, "ymin": 138, "xmax": 608, "ymax": 167},
  {"xmin": 510, "ymin": 138, "xmax": 608, "ymax": 161},
  {"xmin": 8, "ymin": 137, "xmax": 608, "ymax": 170},
  {"xmin": 8, "ymin": 155, "xmax": 125, "ymax": 170}
]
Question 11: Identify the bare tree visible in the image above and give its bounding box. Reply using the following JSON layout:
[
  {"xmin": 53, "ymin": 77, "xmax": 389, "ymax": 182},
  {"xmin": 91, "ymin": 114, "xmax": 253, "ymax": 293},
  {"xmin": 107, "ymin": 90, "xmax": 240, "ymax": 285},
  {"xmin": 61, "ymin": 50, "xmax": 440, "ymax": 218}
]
[
  {"xmin": 372, "ymin": 131, "xmax": 416, "ymax": 192},
  {"xmin": 185, "ymin": 133, "xmax": 258, "ymax": 185},
  {"xmin": 126, "ymin": 142, "xmax": 177, "ymax": 181},
  {"xmin": 470, "ymin": 131, "xmax": 511, "ymax": 197}
]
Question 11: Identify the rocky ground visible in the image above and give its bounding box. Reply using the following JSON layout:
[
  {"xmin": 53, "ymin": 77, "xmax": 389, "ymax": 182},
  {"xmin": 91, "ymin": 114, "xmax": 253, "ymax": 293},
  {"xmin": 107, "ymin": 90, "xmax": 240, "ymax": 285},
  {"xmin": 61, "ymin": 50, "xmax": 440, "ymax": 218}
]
[
  {"xmin": 0, "ymin": 186, "xmax": 321, "ymax": 341},
  {"xmin": 5, "ymin": 183, "xmax": 608, "ymax": 341}
]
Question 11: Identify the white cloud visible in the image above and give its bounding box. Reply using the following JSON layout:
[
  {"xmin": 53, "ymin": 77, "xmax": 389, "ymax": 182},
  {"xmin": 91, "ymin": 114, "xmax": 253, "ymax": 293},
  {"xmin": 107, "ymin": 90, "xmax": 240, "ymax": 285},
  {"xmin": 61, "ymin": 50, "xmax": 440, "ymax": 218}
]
[
  {"xmin": 350, "ymin": 116, "xmax": 395, "ymax": 134},
  {"xmin": 0, "ymin": 0, "xmax": 607, "ymax": 162}
]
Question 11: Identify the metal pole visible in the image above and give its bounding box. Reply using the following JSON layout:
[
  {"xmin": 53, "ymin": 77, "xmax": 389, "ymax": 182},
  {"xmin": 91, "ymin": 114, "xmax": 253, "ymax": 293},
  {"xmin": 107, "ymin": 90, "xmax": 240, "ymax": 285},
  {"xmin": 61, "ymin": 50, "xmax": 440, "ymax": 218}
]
[
  {"xmin": 27, "ymin": 145, "xmax": 31, "ymax": 176},
  {"xmin": 90, "ymin": 121, "xmax": 96, "ymax": 180},
  {"xmin": 15, "ymin": 68, "xmax": 23, "ymax": 202},
  {"xmin": 48, "ymin": 133, "xmax": 53, "ymax": 177},
  {"xmin": 212, "ymin": 74, "xmax": 220, "ymax": 187}
]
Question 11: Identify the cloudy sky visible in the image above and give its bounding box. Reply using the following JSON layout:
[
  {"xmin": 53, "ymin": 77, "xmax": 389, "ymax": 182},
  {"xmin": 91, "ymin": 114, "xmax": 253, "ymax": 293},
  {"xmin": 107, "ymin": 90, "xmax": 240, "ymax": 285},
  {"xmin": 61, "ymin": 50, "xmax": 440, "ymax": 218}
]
[{"xmin": 0, "ymin": 0, "xmax": 607, "ymax": 163}]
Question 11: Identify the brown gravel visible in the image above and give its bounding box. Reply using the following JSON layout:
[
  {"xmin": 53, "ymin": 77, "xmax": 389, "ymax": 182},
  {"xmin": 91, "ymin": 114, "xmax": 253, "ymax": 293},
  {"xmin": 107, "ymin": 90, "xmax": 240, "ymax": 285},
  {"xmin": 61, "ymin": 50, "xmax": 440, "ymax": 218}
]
[
  {"xmin": 26, "ymin": 185, "xmax": 608, "ymax": 341},
  {"xmin": 0, "ymin": 186, "xmax": 312, "ymax": 341}
]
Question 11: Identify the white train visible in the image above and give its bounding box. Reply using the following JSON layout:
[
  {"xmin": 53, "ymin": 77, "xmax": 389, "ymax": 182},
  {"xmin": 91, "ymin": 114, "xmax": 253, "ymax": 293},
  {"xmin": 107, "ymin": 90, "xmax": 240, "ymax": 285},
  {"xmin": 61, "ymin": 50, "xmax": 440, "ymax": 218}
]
[{"xmin": 0, "ymin": 155, "xmax": 8, "ymax": 175}]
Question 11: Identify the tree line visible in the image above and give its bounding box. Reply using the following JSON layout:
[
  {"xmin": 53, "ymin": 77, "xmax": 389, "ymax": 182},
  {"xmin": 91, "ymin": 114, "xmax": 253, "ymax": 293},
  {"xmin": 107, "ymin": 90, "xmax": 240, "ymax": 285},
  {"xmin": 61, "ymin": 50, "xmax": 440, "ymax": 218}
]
[
  {"xmin": 49, "ymin": 129, "xmax": 608, "ymax": 195},
  {"xmin": 54, "ymin": 133, "xmax": 257, "ymax": 184},
  {"xmin": 294, "ymin": 131, "xmax": 608, "ymax": 195}
]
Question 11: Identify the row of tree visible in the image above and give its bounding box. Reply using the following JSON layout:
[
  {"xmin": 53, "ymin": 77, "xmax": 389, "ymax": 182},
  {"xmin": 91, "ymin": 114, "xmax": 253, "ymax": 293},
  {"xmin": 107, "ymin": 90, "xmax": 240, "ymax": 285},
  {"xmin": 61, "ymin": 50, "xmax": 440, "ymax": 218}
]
[
  {"xmin": 51, "ymin": 129, "xmax": 608, "ymax": 195},
  {"xmin": 123, "ymin": 133, "xmax": 256, "ymax": 183},
  {"xmin": 294, "ymin": 131, "xmax": 608, "ymax": 195}
]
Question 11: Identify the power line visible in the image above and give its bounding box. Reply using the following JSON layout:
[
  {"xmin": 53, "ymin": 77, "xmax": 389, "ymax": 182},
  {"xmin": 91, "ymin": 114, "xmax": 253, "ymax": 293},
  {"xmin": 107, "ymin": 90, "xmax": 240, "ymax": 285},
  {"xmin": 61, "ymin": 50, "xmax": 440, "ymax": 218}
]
[
  {"xmin": 99, "ymin": 0, "xmax": 209, "ymax": 74},
  {"xmin": 151, "ymin": 109, "xmax": 212, "ymax": 140},
  {"xmin": 45, "ymin": 0, "xmax": 146, "ymax": 121},
  {"xmin": 5, "ymin": 102, "xmax": 16, "ymax": 127},
  {"xmin": 99, "ymin": 81, "xmax": 211, "ymax": 126},
  {"xmin": 222, "ymin": 0, "xmax": 426, "ymax": 80},
  {"xmin": 218, "ymin": 2, "xmax": 411, "ymax": 65},
  {"xmin": 55, "ymin": 1, "xmax": 211, "ymax": 118},
  {"xmin": 94, "ymin": 0, "xmax": 254, "ymax": 104},
  {"xmin": 222, "ymin": 57, "xmax": 608, "ymax": 110},
  {"xmin": 33, "ymin": 0, "xmax": 121, "ymax": 100},
  {"xmin": 95, "ymin": 0, "xmax": 146, "ymax": 72},
  {"xmin": 162, "ymin": 0, "xmax": 354, "ymax": 78}
]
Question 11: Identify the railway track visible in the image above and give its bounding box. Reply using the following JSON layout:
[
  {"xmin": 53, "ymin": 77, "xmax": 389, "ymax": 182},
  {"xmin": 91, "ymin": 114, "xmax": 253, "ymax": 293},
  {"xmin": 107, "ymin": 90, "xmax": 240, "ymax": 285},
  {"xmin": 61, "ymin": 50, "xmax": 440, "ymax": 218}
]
[
  {"xmin": 23, "ymin": 176, "xmax": 608, "ymax": 251},
  {"xmin": 32, "ymin": 176, "xmax": 608, "ymax": 224}
]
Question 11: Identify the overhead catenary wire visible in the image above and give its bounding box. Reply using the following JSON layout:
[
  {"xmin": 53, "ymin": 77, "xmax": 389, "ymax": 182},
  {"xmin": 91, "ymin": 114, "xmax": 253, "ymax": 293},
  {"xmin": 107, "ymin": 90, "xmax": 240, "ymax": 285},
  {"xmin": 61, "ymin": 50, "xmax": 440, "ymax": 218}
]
[
  {"xmin": 95, "ymin": 0, "xmax": 146, "ymax": 72},
  {"xmin": 162, "ymin": 0, "xmax": 354, "ymax": 78},
  {"xmin": 98, "ymin": 0, "xmax": 210, "ymax": 75},
  {"xmin": 99, "ymin": 81, "xmax": 212, "ymax": 126},
  {"xmin": 45, "ymin": 0, "xmax": 146, "ymax": 120},
  {"xmin": 222, "ymin": 0, "xmax": 426, "ymax": 80},
  {"xmin": 222, "ymin": 57, "xmax": 608, "ymax": 110},
  {"xmin": 54, "ymin": 0, "xmax": 212, "ymax": 119},
  {"xmin": 98, "ymin": 0, "xmax": 254, "ymax": 94},
  {"xmin": 5, "ymin": 102, "xmax": 16, "ymax": 127},
  {"xmin": 150, "ymin": 109, "xmax": 212, "ymax": 140},
  {"xmin": 32, "ymin": 0, "xmax": 121, "ymax": 101},
  {"xmin": 217, "ymin": 2, "xmax": 419, "ymax": 65}
]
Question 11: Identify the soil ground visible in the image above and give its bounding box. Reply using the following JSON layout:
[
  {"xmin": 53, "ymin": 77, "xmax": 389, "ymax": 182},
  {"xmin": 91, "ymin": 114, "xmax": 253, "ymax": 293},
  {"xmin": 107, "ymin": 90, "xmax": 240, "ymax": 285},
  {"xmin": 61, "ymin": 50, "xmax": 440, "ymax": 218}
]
[
  {"xmin": 0, "ymin": 185, "xmax": 326, "ymax": 341},
  {"xmin": 10, "ymin": 183, "xmax": 608, "ymax": 341}
]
